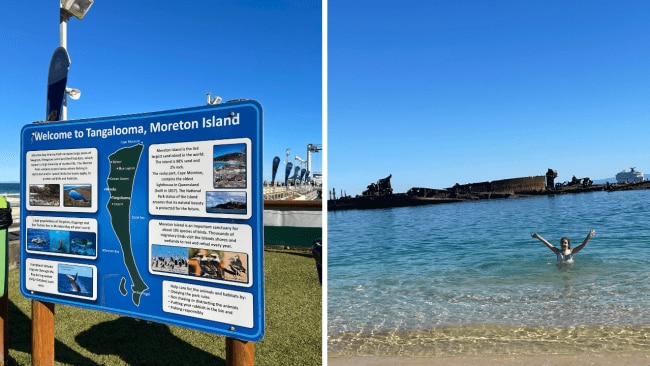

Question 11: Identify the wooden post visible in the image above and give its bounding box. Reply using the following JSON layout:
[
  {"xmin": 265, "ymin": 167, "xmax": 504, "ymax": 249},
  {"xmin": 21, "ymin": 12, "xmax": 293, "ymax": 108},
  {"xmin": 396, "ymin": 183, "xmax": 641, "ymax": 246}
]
[
  {"xmin": 226, "ymin": 337, "xmax": 254, "ymax": 366},
  {"xmin": 0, "ymin": 293, "xmax": 7, "ymax": 365},
  {"xmin": 32, "ymin": 300, "xmax": 55, "ymax": 366},
  {"xmin": 0, "ymin": 196, "xmax": 9, "ymax": 364}
]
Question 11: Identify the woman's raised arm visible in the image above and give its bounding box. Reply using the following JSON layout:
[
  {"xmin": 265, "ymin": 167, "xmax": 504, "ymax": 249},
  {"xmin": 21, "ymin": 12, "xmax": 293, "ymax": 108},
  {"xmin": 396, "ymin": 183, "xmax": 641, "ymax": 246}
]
[
  {"xmin": 531, "ymin": 233, "xmax": 558, "ymax": 254},
  {"xmin": 571, "ymin": 230, "xmax": 595, "ymax": 254}
]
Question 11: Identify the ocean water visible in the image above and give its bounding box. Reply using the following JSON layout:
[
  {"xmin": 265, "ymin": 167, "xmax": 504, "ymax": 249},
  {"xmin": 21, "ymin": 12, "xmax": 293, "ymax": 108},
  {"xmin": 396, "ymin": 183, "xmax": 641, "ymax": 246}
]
[
  {"xmin": 0, "ymin": 182, "xmax": 20, "ymax": 196},
  {"xmin": 328, "ymin": 190, "xmax": 650, "ymax": 356}
]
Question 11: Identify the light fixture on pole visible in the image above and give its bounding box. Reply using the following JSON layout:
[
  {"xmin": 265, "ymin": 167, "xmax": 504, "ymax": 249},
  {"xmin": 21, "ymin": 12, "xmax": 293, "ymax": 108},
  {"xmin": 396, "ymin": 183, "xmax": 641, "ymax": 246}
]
[
  {"xmin": 61, "ymin": 0, "xmax": 94, "ymax": 21},
  {"xmin": 66, "ymin": 87, "xmax": 81, "ymax": 100},
  {"xmin": 61, "ymin": 88, "xmax": 81, "ymax": 120},
  {"xmin": 206, "ymin": 92, "xmax": 222, "ymax": 105}
]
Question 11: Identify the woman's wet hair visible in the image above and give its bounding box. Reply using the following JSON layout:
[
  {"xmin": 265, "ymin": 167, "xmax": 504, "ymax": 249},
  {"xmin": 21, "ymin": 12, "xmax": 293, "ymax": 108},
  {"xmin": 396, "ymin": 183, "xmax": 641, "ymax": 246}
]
[{"xmin": 561, "ymin": 236, "xmax": 571, "ymax": 248}]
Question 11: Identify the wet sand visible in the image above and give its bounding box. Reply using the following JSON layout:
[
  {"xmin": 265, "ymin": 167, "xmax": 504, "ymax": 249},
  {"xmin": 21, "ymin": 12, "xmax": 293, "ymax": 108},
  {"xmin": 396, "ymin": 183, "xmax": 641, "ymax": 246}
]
[
  {"xmin": 329, "ymin": 353, "xmax": 650, "ymax": 366},
  {"xmin": 328, "ymin": 324, "xmax": 650, "ymax": 365}
]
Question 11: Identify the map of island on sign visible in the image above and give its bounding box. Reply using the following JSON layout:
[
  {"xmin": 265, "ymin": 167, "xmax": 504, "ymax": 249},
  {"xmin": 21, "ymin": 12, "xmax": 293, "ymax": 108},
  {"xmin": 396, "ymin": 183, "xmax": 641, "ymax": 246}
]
[
  {"xmin": 21, "ymin": 101, "xmax": 265, "ymax": 341},
  {"xmin": 106, "ymin": 144, "xmax": 148, "ymax": 306}
]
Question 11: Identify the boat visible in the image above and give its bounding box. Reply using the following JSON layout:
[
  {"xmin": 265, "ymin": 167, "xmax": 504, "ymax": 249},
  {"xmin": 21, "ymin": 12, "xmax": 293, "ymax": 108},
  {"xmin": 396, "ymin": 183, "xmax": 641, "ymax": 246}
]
[{"xmin": 615, "ymin": 167, "xmax": 644, "ymax": 183}]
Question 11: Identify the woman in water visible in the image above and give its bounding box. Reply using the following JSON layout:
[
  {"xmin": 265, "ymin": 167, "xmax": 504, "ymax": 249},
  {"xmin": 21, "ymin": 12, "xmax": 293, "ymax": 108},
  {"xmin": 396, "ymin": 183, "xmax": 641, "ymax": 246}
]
[{"xmin": 531, "ymin": 230, "xmax": 595, "ymax": 263}]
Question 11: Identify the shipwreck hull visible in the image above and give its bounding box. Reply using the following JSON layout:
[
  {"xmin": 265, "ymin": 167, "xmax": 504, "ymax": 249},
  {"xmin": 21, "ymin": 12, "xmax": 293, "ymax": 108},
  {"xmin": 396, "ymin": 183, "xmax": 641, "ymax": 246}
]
[
  {"xmin": 328, "ymin": 193, "xmax": 463, "ymax": 211},
  {"xmin": 327, "ymin": 171, "xmax": 650, "ymax": 211}
]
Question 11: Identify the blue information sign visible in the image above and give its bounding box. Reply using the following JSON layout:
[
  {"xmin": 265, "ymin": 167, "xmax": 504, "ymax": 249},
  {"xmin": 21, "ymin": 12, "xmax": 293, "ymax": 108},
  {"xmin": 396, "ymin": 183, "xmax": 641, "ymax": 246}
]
[{"xmin": 20, "ymin": 101, "xmax": 264, "ymax": 341}]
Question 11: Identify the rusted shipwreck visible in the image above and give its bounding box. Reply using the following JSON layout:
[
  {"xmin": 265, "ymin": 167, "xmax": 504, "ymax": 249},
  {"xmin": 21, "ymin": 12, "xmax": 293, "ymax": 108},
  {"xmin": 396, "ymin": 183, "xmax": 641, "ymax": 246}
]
[
  {"xmin": 328, "ymin": 174, "xmax": 463, "ymax": 210},
  {"xmin": 328, "ymin": 169, "xmax": 650, "ymax": 211}
]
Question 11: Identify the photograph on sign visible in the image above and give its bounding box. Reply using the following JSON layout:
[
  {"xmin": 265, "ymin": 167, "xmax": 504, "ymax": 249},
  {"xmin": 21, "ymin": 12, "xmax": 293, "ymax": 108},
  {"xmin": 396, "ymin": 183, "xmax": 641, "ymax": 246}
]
[
  {"xmin": 57, "ymin": 263, "xmax": 95, "ymax": 298},
  {"xmin": 213, "ymin": 142, "xmax": 247, "ymax": 189},
  {"xmin": 150, "ymin": 246, "xmax": 249, "ymax": 284},
  {"xmin": 63, "ymin": 184, "xmax": 92, "ymax": 207},
  {"xmin": 28, "ymin": 184, "xmax": 60, "ymax": 207},
  {"xmin": 20, "ymin": 102, "xmax": 264, "ymax": 341},
  {"xmin": 25, "ymin": 148, "xmax": 98, "ymax": 213},
  {"xmin": 26, "ymin": 216, "xmax": 98, "ymax": 259},
  {"xmin": 206, "ymin": 192, "xmax": 247, "ymax": 215}
]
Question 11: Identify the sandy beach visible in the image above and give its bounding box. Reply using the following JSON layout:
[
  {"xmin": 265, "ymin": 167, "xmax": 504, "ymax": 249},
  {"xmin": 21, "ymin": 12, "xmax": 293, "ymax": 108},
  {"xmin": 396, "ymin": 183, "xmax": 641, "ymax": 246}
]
[
  {"xmin": 329, "ymin": 353, "xmax": 650, "ymax": 366},
  {"xmin": 328, "ymin": 324, "xmax": 650, "ymax": 365}
]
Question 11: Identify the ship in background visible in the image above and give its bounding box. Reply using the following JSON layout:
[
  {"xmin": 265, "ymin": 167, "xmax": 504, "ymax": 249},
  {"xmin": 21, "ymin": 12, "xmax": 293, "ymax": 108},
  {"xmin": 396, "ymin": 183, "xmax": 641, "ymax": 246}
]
[{"xmin": 615, "ymin": 167, "xmax": 644, "ymax": 183}]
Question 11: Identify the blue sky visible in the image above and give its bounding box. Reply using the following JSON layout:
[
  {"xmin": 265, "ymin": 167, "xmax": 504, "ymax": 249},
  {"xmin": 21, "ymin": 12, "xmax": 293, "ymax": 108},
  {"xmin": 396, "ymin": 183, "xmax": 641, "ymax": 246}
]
[
  {"xmin": 329, "ymin": 1, "xmax": 650, "ymax": 196},
  {"xmin": 1, "ymin": 1, "xmax": 322, "ymax": 183},
  {"xmin": 214, "ymin": 143, "xmax": 247, "ymax": 158}
]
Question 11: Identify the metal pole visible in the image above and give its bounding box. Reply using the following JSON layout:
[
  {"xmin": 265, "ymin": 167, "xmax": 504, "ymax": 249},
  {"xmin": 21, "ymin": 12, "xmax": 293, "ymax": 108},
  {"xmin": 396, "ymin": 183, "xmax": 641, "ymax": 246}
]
[
  {"xmin": 31, "ymin": 8, "xmax": 68, "ymax": 365},
  {"xmin": 307, "ymin": 145, "xmax": 311, "ymax": 174},
  {"xmin": 59, "ymin": 14, "xmax": 68, "ymax": 121},
  {"xmin": 60, "ymin": 15, "xmax": 67, "ymax": 49},
  {"xmin": 0, "ymin": 197, "xmax": 9, "ymax": 364}
]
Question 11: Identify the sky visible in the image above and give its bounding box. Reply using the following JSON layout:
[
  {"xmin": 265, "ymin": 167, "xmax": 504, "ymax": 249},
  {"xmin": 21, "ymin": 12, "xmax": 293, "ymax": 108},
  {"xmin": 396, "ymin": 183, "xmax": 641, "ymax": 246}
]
[
  {"xmin": 328, "ymin": 1, "xmax": 650, "ymax": 196},
  {"xmin": 0, "ymin": 0, "xmax": 322, "ymax": 184}
]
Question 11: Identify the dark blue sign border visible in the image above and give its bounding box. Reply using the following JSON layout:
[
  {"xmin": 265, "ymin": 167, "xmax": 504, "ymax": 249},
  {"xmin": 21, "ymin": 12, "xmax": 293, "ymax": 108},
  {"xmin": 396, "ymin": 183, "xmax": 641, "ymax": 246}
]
[{"xmin": 20, "ymin": 101, "xmax": 264, "ymax": 341}]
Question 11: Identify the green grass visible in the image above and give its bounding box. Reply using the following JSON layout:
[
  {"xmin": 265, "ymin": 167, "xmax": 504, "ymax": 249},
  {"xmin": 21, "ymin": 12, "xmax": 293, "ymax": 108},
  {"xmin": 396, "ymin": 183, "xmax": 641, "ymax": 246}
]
[{"xmin": 5, "ymin": 249, "xmax": 322, "ymax": 365}]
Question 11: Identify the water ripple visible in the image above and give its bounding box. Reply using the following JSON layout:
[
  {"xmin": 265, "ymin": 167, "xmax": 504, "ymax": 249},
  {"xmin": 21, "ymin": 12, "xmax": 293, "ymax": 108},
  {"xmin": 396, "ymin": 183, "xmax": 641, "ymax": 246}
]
[{"xmin": 329, "ymin": 190, "xmax": 650, "ymax": 348}]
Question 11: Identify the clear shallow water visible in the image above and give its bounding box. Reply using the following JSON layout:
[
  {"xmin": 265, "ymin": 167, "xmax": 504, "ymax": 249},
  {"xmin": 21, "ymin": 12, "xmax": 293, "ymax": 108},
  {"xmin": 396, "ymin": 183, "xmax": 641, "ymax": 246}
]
[{"xmin": 328, "ymin": 190, "xmax": 650, "ymax": 355}]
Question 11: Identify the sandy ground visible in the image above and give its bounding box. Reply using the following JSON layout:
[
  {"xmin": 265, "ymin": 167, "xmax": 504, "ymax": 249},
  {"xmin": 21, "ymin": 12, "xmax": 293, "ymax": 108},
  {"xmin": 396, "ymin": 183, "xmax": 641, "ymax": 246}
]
[{"xmin": 328, "ymin": 353, "xmax": 650, "ymax": 366}]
